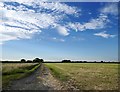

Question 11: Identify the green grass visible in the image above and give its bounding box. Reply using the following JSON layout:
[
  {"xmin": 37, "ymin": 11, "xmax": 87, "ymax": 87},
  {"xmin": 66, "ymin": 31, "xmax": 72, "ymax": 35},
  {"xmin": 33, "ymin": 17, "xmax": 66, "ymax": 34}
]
[
  {"xmin": 2, "ymin": 63, "xmax": 40, "ymax": 88},
  {"xmin": 45, "ymin": 64, "xmax": 70, "ymax": 81},
  {"xmin": 45, "ymin": 63, "xmax": 119, "ymax": 90}
]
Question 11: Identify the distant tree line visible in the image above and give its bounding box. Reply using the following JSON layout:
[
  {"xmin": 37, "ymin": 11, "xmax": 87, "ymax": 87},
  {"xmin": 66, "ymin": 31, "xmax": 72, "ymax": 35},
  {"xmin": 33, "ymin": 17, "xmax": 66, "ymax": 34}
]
[
  {"xmin": 21, "ymin": 58, "xmax": 44, "ymax": 63},
  {"xmin": 1, "ymin": 58, "xmax": 44, "ymax": 63},
  {"xmin": 1, "ymin": 59, "xmax": 118, "ymax": 63},
  {"xmin": 62, "ymin": 60, "xmax": 71, "ymax": 63},
  {"xmin": 61, "ymin": 60, "xmax": 107, "ymax": 63}
]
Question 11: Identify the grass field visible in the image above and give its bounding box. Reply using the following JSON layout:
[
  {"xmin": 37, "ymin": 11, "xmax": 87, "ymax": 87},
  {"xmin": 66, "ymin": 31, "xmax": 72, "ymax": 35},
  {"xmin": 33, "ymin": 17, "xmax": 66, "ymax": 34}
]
[
  {"xmin": 2, "ymin": 63, "xmax": 40, "ymax": 88},
  {"xmin": 45, "ymin": 63, "xmax": 119, "ymax": 90}
]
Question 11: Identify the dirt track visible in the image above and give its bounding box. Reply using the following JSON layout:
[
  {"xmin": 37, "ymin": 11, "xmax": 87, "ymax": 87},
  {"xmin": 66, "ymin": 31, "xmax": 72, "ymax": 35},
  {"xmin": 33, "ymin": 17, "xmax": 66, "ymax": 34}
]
[
  {"xmin": 4, "ymin": 64, "xmax": 51, "ymax": 90},
  {"xmin": 4, "ymin": 64, "xmax": 70, "ymax": 90}
]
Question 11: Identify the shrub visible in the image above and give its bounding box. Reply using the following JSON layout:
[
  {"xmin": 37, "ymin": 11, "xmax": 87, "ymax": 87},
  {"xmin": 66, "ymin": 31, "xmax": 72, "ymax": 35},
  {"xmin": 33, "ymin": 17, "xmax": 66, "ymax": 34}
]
[
  {"xmin": 62, "ymin": 60, "xmax": 71, "ymax": 63},
  {"xmin": 21, "ymin": 59, "xmax": 26, "ymax": 63},
  {"xmin": 33, "ymin": 58, "xmax": 44, "ymax": 63},
  {"xmin": 27, "ymin": 60, "xmax": 32, "ymax": 63}
]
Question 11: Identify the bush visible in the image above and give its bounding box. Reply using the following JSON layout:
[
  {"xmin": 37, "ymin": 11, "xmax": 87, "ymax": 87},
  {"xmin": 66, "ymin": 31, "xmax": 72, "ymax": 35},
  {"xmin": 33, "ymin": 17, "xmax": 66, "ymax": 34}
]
[
  {"xmin": 33, "ymin": 58, "xmax": 44, "ymax": 63},
  {"xmin": 21, "ymin": 59, "xmax": 26, "ymax": 63},
  {"xmin": 101, "ymin": 61, "xmax": 104, "ymax": 63},
  {"xmin": 27, "ymin": 60, "xmax": 32, "ymax": 63},
  {"xmin": 62, "ymin": 60, "xmax": 71, "ymax": 63}
]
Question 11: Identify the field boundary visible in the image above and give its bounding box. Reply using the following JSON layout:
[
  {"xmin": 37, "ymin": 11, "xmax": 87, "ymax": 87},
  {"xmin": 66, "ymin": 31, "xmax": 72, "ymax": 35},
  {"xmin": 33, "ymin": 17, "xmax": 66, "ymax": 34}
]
[
  {"xmin": 2, "ymin": 63, "xmax": 41, "ymax": 89},
  {"xmin": 45, "ymin": 64, "xmax": 80, "ymax": 90}
]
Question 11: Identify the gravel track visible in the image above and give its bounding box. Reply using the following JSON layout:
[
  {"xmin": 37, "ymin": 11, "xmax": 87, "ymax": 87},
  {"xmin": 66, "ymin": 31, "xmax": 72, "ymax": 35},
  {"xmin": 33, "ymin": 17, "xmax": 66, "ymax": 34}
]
[
  {"xmin": 4, "ymin": 64, "xmax": 53, "ymax": 90},
  {"xmin": 3, "ymin": 64, "xmax": 78, "ymax": 91}
]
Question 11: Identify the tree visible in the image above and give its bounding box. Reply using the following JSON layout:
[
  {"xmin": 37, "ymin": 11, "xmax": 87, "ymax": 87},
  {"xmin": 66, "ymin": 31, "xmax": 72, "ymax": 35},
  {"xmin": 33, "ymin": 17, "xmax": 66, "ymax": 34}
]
[
  {"xmin": 21, "ymin": 59, "xmax": 26, "ymax": 63},
  {"xmin": 40, "ymin": 59, "xmax": 44, "ymax": 63},
  {"xmin": 83, "ymin": 61, "xmax": 87, "ymax": 63},
  {"xmin": 62, "ymin": 60, "xmax": 71, "ymax": 63},
  {"xmin": 33, "ymin": 58, "xmax": 44, "ymax": 63},
  {"xmin": 27, "ymin": 60, "xmax": 32, "ymax": 63}
]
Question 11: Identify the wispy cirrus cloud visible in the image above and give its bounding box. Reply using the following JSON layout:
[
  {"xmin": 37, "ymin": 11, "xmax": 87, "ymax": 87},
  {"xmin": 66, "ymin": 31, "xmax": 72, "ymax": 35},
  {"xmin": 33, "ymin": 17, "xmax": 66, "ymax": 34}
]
[
  {"xmin": 0, "ymin": 1, "xmax": 117, "ymax": 44},
  {"xmin": 52, "ymin": 37, "xmax": 65, "ymax": 42},
  {"xmin": 94, "ymin": 31, "xmax": 116, "ymax": 38},
  {"xmin": 0, "ymin": 1, "xmax": 80, "ymax": 44},
  {"xmin": 65, "ymin": 3, "xmax": 117, "ymax": 39},
  {"xmin": 100, "ymin": 3, "xmax": 118, "ymax": 16},
  {"xmin": 67, "ymin": 14, "xmax": 109, "ymax": 32},
  {"xmin": 0, "ymin": 33, "xmax": 18, "ymax": 44}
]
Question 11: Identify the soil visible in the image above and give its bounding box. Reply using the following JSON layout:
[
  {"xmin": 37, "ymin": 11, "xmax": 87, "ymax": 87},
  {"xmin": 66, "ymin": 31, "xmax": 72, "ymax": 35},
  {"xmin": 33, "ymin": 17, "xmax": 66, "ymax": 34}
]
[{"xmin": 3, "ymin": 64, "xmax": 79, "ymax": 91}]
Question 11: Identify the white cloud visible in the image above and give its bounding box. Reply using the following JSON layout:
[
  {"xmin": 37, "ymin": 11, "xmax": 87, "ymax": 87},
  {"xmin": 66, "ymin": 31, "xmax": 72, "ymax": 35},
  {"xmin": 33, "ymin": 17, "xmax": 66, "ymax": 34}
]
[
  {"xmin": 67, "ymin": 22, "xmax": 84, "ymax": 32},
  {"xmin": 52, "ymin": 37, "xmax": 65, "ymax": 42},
  {"xmin": 0, "ymin": 24, "xmax": 41, "ymax": 44},
  {"xmin": 59, "ymin": 39, "xmax": 65, "ymax": 42},
  {"xmin": 67, "ymin": 4, "xmax": 117, "ymax": 33},
  {"xmin": 2, "ymin": 0, "xmax": 79, "ymax": 15},
  {"xmin": 4, "ymin": 9, "xmax": 59, "ymax": 29},
  {"xmin": 88, "ymin": 12, "xmax": 92, "ymax": 15},
  {"xmin": 0, "ymin": 1, "xmax": 116, "ymax": 44},
  {"xmin": 94, "ymin": 31, "xmax": 116, "ymax": 38},
  {"xmin": 0, "ymin": 34, "xmax": 18, "ymax": 44},
  {"xmin": 72, "ymin": 36, "xmax": 85, "ymax": 41},
  {"xmin": 67, "ymin": 14, "xmax": 109, "ymax": 31},
  {"xmin": 84, "ymin": 14, "xmax": 109, "ymax": 29},
  {"xmin": 38, "ymin": 2, "xmax": 80, "ymax": 15},
  {"xmin": 57, "ymin": 26, "xmax": 69, "ymax": 36},
  {"xmin": 100, "ymin": 3, "xmax": 118, "ymax": 16},
  {"xmin": 0, "ymin": 1, "xmax": 80, "ymax": 44}
]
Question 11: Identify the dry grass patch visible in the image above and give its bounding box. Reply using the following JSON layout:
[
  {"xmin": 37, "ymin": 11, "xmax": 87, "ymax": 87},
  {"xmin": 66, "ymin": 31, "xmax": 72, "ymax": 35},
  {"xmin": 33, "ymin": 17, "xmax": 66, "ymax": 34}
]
[
  {"xmin": 2, "ymin": 63, "xmax": 40, "ymax": 88},
  {"xmin": 45, "ymin": 63, "xmax": 119, "ymax": 90}
]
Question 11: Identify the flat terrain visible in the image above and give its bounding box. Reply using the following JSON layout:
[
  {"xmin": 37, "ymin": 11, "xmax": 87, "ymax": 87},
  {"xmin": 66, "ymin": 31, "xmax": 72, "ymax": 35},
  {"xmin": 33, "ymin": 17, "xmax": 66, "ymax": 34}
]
[
  {"xmin": 2, "ymin": 63, "xmax": 70, "ymax": 90},
  {"xmin": 45, "ymin": 63, "xmax": 119, "ymax": 90},
  {"xmin": 4, "ymin": 64, "xmax": 51, "ymax": 90},
  {"xmin": 2, "ymin": 63, "xmax": 119, "ymax": 91},
  {"xmin": 2, "ymin": 63, "xmax": 40, "ymax": 89}
]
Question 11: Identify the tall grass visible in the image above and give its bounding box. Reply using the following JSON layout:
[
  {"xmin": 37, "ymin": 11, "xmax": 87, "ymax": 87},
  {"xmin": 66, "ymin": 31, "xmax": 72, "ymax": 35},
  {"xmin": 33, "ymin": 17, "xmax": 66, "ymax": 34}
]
[
  {"xmin": 2, "ymin": 63, "xmax": 40, "ymax": 88},
  {"xmin": 46, "ymin": 64, "xmax": 70, "ymax": 81}
]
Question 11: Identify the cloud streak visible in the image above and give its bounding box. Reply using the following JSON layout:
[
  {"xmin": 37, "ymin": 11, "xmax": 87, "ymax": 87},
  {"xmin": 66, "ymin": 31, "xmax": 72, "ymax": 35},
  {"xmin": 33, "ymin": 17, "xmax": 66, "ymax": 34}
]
[
  {"xmin": 94, "ymin": 31, "xmax": 116, "ymax": 38},
  {"xmin": 52, "ymin": 37, "xmax": 65, "ymax": 42},
  {"xmin": 57, "ymin": 26, "xmax": 69, "ymax": 36},
  {"xmin": 0, "ymin": 1, "xmax": 79, "ymax": 44},
  {"xmin": 100, "ymin": 3, "xmax": 118, "ymax": 16},
  {"xmin": 0, "ymin": 1, "xmax": 117, "ymax": 44},
  {"xmin": 67, "ymin": 14, "xmax": 109, "ymax": 31}
]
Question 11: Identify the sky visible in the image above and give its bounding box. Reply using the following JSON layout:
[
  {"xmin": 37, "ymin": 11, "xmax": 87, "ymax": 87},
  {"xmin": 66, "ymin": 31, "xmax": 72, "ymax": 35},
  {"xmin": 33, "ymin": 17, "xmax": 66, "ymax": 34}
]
[{"xmin": 0, "ymin": 0, "xmax": 118, "ymax": 61}]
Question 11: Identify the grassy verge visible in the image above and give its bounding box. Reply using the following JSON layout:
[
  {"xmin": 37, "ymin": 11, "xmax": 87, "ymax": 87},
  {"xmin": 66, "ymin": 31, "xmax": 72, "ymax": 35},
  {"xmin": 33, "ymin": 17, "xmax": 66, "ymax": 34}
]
[
  {"xmin": 2, "ymin": 63, "xmax": 40, "ymax": 88},
  {"xmin": 45, "ymin": 64, "xmax": 70, "ymax": 81}
]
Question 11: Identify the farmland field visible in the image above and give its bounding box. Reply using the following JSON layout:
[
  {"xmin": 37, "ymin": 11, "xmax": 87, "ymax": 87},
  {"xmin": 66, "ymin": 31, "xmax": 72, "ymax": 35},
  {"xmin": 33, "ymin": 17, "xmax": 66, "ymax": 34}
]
[
  {"xmin": 2, "ymin": 63, "xmax": 40, "ymax": 88},
  {"xmin": 45, "ymin": 63, "xmax": 119, "ymax": 90}
]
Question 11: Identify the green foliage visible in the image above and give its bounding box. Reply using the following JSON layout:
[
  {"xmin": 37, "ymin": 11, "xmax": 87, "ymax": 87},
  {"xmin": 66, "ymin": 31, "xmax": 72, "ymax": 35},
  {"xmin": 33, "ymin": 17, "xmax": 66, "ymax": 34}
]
[
  {"xmin": 21, "ymin": 59, "xmax": 26, "ymax": 63},
  {"xmin": 2, "ymin": 64, "xmax": 37, "ymax": 75},
  {"xmin": 2, "ymin": 63, "xmax": 40, "ymax": 88},
  {"xmin": 33, "ymin": 58, "xmax": 44, "ymax": 63},
  {"xmin": 62, "ymin": 60, "xmax": 71, "ymax": 63},
  {"xmin": 45, "ymin": 64, "xmax": 70, "ymax": 81}
]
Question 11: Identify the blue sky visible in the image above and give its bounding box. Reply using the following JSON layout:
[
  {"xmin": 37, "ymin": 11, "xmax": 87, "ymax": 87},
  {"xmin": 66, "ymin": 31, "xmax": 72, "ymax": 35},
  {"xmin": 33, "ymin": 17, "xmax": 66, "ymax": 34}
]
[{"xmin": 0, "ymin": 1, "xmax": 118, "ymax": 61}]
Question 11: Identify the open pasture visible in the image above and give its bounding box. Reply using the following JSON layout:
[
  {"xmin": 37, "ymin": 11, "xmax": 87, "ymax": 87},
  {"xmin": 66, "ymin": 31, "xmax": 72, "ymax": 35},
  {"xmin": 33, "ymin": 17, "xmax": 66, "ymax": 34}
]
[{"xmin": 45, "ymin": 63, "xmax": 119, "ymax": 90}]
